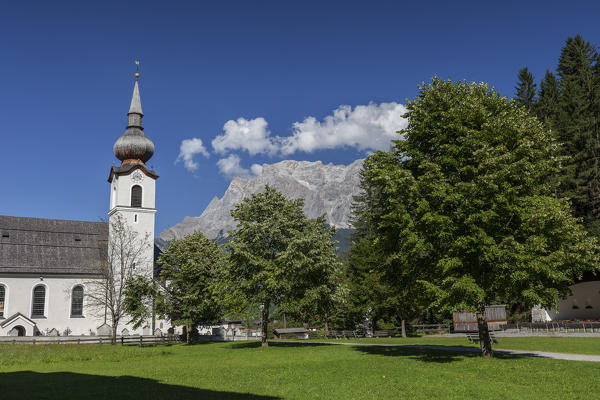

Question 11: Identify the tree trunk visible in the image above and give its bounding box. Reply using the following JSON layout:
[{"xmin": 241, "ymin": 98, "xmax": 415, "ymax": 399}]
[
  {"xmin": 324, "ymin": 312, "xmax": 329, "ymax": 337},
  {"xmin": 261, "ymin": 304, "xmax": 269, "ymax": 347},
  {"xmin": 186, "ymin": 323, "xmax": 192, "ymax": 345},
  {"xmin": 401, "ymin": 319, "xmax": 407, "ymax": 338},
  {"xmin": 476, "ymin": 302, "xmax": 493, "ymax": 358},
  {"xmin": 111, "ymin": 318, "xmax": 117, "ymax": 345}
]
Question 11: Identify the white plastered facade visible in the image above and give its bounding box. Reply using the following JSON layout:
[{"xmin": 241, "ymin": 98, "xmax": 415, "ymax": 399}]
[
  {"xmin": 0, "ymin": 276, "xmax": 104, "ymax": 336},
  {"xmin": 109, "ymin": 167, "xmax": 157, "ymax": 280},
  {"xmin": 534, "ymin": 281, "xmax": 600, "ymax": 322}
]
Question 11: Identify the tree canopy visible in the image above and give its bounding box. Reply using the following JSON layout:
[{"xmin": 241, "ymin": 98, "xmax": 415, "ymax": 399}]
[
  {"xmin": 224, "ymin": 186, "xmax": 342, "ymax": 346},
  {"xmin": 355, "ymin": 78, "xmax": 600, "ymax": 356},
  {"xmin": 125, "ymin": 231, "xmax": 225, "ymax": 344}
]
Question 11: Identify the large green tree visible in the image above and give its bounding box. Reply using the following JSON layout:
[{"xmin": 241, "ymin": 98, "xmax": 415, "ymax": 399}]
[
  {"xmin": 225, "ymin": 186, "xmax": 341, "ymax": 347},
  {"xmin": 347, "ymin": 199, "xmax": 428, "ymax": 336},
  {"xmin": 515, "ymin": 67, "xmax": 537, "ymax": 111},
  {"xmin": 125, "ymin": 231, "xmax": 226, "ymax": 344},
  {"xmin": 280, "ymin": 218, "xmax": 347, "ymax": 336},
  {"xmin": 356, "ymin": 78, "xmax": 599, "ymax": 357}
]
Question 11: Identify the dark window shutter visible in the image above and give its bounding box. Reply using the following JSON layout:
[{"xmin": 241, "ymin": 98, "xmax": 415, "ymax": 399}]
[
  {"xmin": 131, "ymin": 185, "xmax": 142, "ymax": 207},
  {"xmin": 0, "ymin": 285, "xmax": 5, "ymax": 318},
  {"xmin": 71, "ymin": 286, "xmax": 84, "ymax": 317},
  {"xmin": 32, "ymin": 285, "xmax": 45, "ymax": 317}
]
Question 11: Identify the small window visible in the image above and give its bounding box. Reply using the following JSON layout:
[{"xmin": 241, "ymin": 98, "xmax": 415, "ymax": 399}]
[
  {"xmin": 74, "ymin": 238, "xmax": 81, "ymax": 242},
  {"xmin": 1, "ymin": 233, "xmax": 8, "ymax": 238},
  {"xmin": 32, "ymin": 285, "xmax": 46, "ymax": 318},
  {"xmin": 131, "ymin": 185, "xmax": 142, "ymax": 207},
  {"xmin": 0, "ymin": 285, "xmax": 5, "ymax": 318},
  {"xmin": 134, "ymin": 214, "xmax": 138, "ymax": 223},
  {"xmin": 71, "ymin": 286, "xmax": 84, "ymax": 317}
]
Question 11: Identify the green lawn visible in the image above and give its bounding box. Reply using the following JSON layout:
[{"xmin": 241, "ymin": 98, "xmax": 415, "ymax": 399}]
[
  {"xmin": 0, "ymin": 340, "xmax": 599, "ymax": 399},
  {"xmin": 298, "ymin": 336, "xmax": 600, "ymax": 355}
]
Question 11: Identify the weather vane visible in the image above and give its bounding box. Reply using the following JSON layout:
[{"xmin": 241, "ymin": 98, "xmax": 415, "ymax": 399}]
[{"xmin": 135, "ymin": 60, "xmax": 140, "ymax": 79}]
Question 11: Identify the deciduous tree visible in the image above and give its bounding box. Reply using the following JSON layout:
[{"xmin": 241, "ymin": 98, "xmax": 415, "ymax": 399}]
[
  {"xmin": 356, "ymin": 78, "xmax": 600, "ymax": 357},
  {"xmin": 125, "ymin": 231, "xmax": 226, "ymax": 344},
  {"xmin": 87, "ymin": 214, "xmax": 152, "ymax": 344},
  {"xmin": 225, "ymin": 186, "xmax": 341, "ymax": 347}
]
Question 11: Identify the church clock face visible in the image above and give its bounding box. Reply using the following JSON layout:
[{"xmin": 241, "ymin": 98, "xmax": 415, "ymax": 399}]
[{"xmin": 132, "ymin": 171, "xmax": 143, "ymax": 183}]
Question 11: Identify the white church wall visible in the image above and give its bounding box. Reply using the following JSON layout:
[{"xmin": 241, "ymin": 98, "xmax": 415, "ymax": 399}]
[{"xmin": 0, "ymin": 275, "xmax": 152, "ymax": 336}]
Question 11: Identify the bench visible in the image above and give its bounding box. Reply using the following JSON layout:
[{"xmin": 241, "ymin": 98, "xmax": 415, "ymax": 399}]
[
  {"xmin": 373, "ymin": 329, "xmax": 398, "ymax": 338},
  {"xmin": 273, "ymin": 328, "xmax": 309, "ymax": 339},
  {"xmin": 325, "ymin": 330, "xmax": 365, "ymax": 339},
  {"xmin": 325, "ymin": 330, "xmax": 343, "ymax": 339},
  {"xmin": 466, "ymin": 332, "xmax": 499, "ymax": 344}
]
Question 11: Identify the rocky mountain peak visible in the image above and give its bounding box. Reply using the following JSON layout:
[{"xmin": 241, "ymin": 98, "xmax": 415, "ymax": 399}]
[{"xmin": 158, "ymin": 159, "xmax": 364, "ymax": 241}]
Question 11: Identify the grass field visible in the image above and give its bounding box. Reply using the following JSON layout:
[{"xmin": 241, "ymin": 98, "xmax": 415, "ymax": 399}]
[{"xmin": 0, "ymin": 339, "xmax": 599, "ymax": 399}]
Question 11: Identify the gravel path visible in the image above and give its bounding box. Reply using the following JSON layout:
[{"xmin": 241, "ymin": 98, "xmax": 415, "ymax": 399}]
[{"xmin": 290, "ymin": 341, "xmax": 600, "ymax": 362}]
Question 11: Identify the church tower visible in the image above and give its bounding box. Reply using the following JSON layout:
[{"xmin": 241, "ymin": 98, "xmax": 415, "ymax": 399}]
[{"xmin": 108, "ymin": 67, "xmax": 158, "ymax": 277}]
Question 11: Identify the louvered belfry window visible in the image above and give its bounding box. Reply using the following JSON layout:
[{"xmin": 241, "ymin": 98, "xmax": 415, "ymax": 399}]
[
  {"xmin": 32, "ymin": 285, "xmax": 45, "ymax": 318},
  {"xmin": 0, "ymin": 285, "xmax": 5, "ymax": 318},
  {"xmin": 71, "ymin": 286, "xmax": 84, "ymax": 317},
  {"xmin": 131, "ymin": 185, "xmax": 142, "ymax": 207}
]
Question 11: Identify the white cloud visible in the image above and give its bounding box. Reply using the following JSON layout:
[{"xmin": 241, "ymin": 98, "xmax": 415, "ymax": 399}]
[
  {"xmin": 179, "ymin": 102, "xmax": 408, "ymax": 176},
  {"xmin": 217, "ymin": 154, "xmax": 263, "ymax": 179},
  {"xmin": 280, "ymin": 102, "xmax": 407, "ymax": 155},
  {"xmin": 212, "ymin": 117, "xmax": 278, "ymax": 156},
  {"xmin": 250, "ymin": 164, "xmax": 263, "ymax": 176},
  {"xmin": 176, "ymin": 138, "xmax": 210, "ymax": 171}
]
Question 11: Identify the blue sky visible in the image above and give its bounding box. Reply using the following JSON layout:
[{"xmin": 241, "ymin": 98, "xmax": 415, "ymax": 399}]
[{"xmin": 1, "ymin": 1, "xmax": 599, "ymax": 234}]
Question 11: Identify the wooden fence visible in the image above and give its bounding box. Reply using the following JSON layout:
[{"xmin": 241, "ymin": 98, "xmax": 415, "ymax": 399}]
[
  {"xmin": 0, "ymin": 334, "xmax": 180, "ymax": 345},
  {"xmin": 326, "ymin": 324, "xmax": 451, "ymax": 339},
  {"xmin": 501, "ymin": 321, "xmax": 600, "ymax": 334}
]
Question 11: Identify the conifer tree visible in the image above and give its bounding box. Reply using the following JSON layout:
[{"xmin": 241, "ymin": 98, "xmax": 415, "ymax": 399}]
[
  {"xmin": 535, "ymin": 70, "xmax": 560, "ymax": 130},
  {"xmin": 556, "ymin": 35, "xmax": 600, "ymax": 236},
  {"xmin": 515, "ymin": 67, "xmax": 537, "ymax": 111}
]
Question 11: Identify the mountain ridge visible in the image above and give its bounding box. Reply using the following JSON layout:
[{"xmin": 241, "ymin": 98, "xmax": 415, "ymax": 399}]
[{"xmin": 158, "ymin": 158, "xmax": 364, "ymax": 242}]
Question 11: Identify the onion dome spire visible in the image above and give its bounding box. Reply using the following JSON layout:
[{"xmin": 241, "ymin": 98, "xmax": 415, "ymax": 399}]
[{"xmin": 113, "ymin": 62, "xmax": 155, "ymax": 165}]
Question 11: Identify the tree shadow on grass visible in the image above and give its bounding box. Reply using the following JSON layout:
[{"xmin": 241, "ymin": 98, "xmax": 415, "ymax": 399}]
[
  {"xmin": 352, "ymin": 345, "xmax": 527, "ymax": 364},
  {"xmin": 229, "ymin": 340, "xmax": 336, "ymax": 350},
  {"xmin": 0, "ymin": 371, "xmax": 281, "ymax": 400}
]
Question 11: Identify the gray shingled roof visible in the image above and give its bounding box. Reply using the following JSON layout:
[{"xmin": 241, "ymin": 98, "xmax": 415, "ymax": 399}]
[{"xmin": 0, "ymin": 216, "xmax": 108, "ymax": 275}]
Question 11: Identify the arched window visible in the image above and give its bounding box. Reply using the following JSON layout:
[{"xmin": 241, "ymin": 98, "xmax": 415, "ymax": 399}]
[
  {"xmin": 0, "ymin": 285, "xmax": 5, "ymax": 318},
  {"xmin": 71, "ymin": 286, "xmax": 84, "ymax": 317},
  {"xmin": 131, "ymin": 185, "xmax": 142, "ymax": 207},
  {"xmin": 31, "ymin": 285, "xmax": 45, "ymax": 318}
]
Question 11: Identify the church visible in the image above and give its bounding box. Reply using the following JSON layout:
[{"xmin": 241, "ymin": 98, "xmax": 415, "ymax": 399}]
[{"xmin": 0, "ymin": 72, "xmax": 162, "ymax": 337}]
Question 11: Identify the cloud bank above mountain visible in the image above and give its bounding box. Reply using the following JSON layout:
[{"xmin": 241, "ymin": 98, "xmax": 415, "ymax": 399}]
[{"xmin": 178, "ymin": 101, "xmax": 407, "ymax": 175}]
